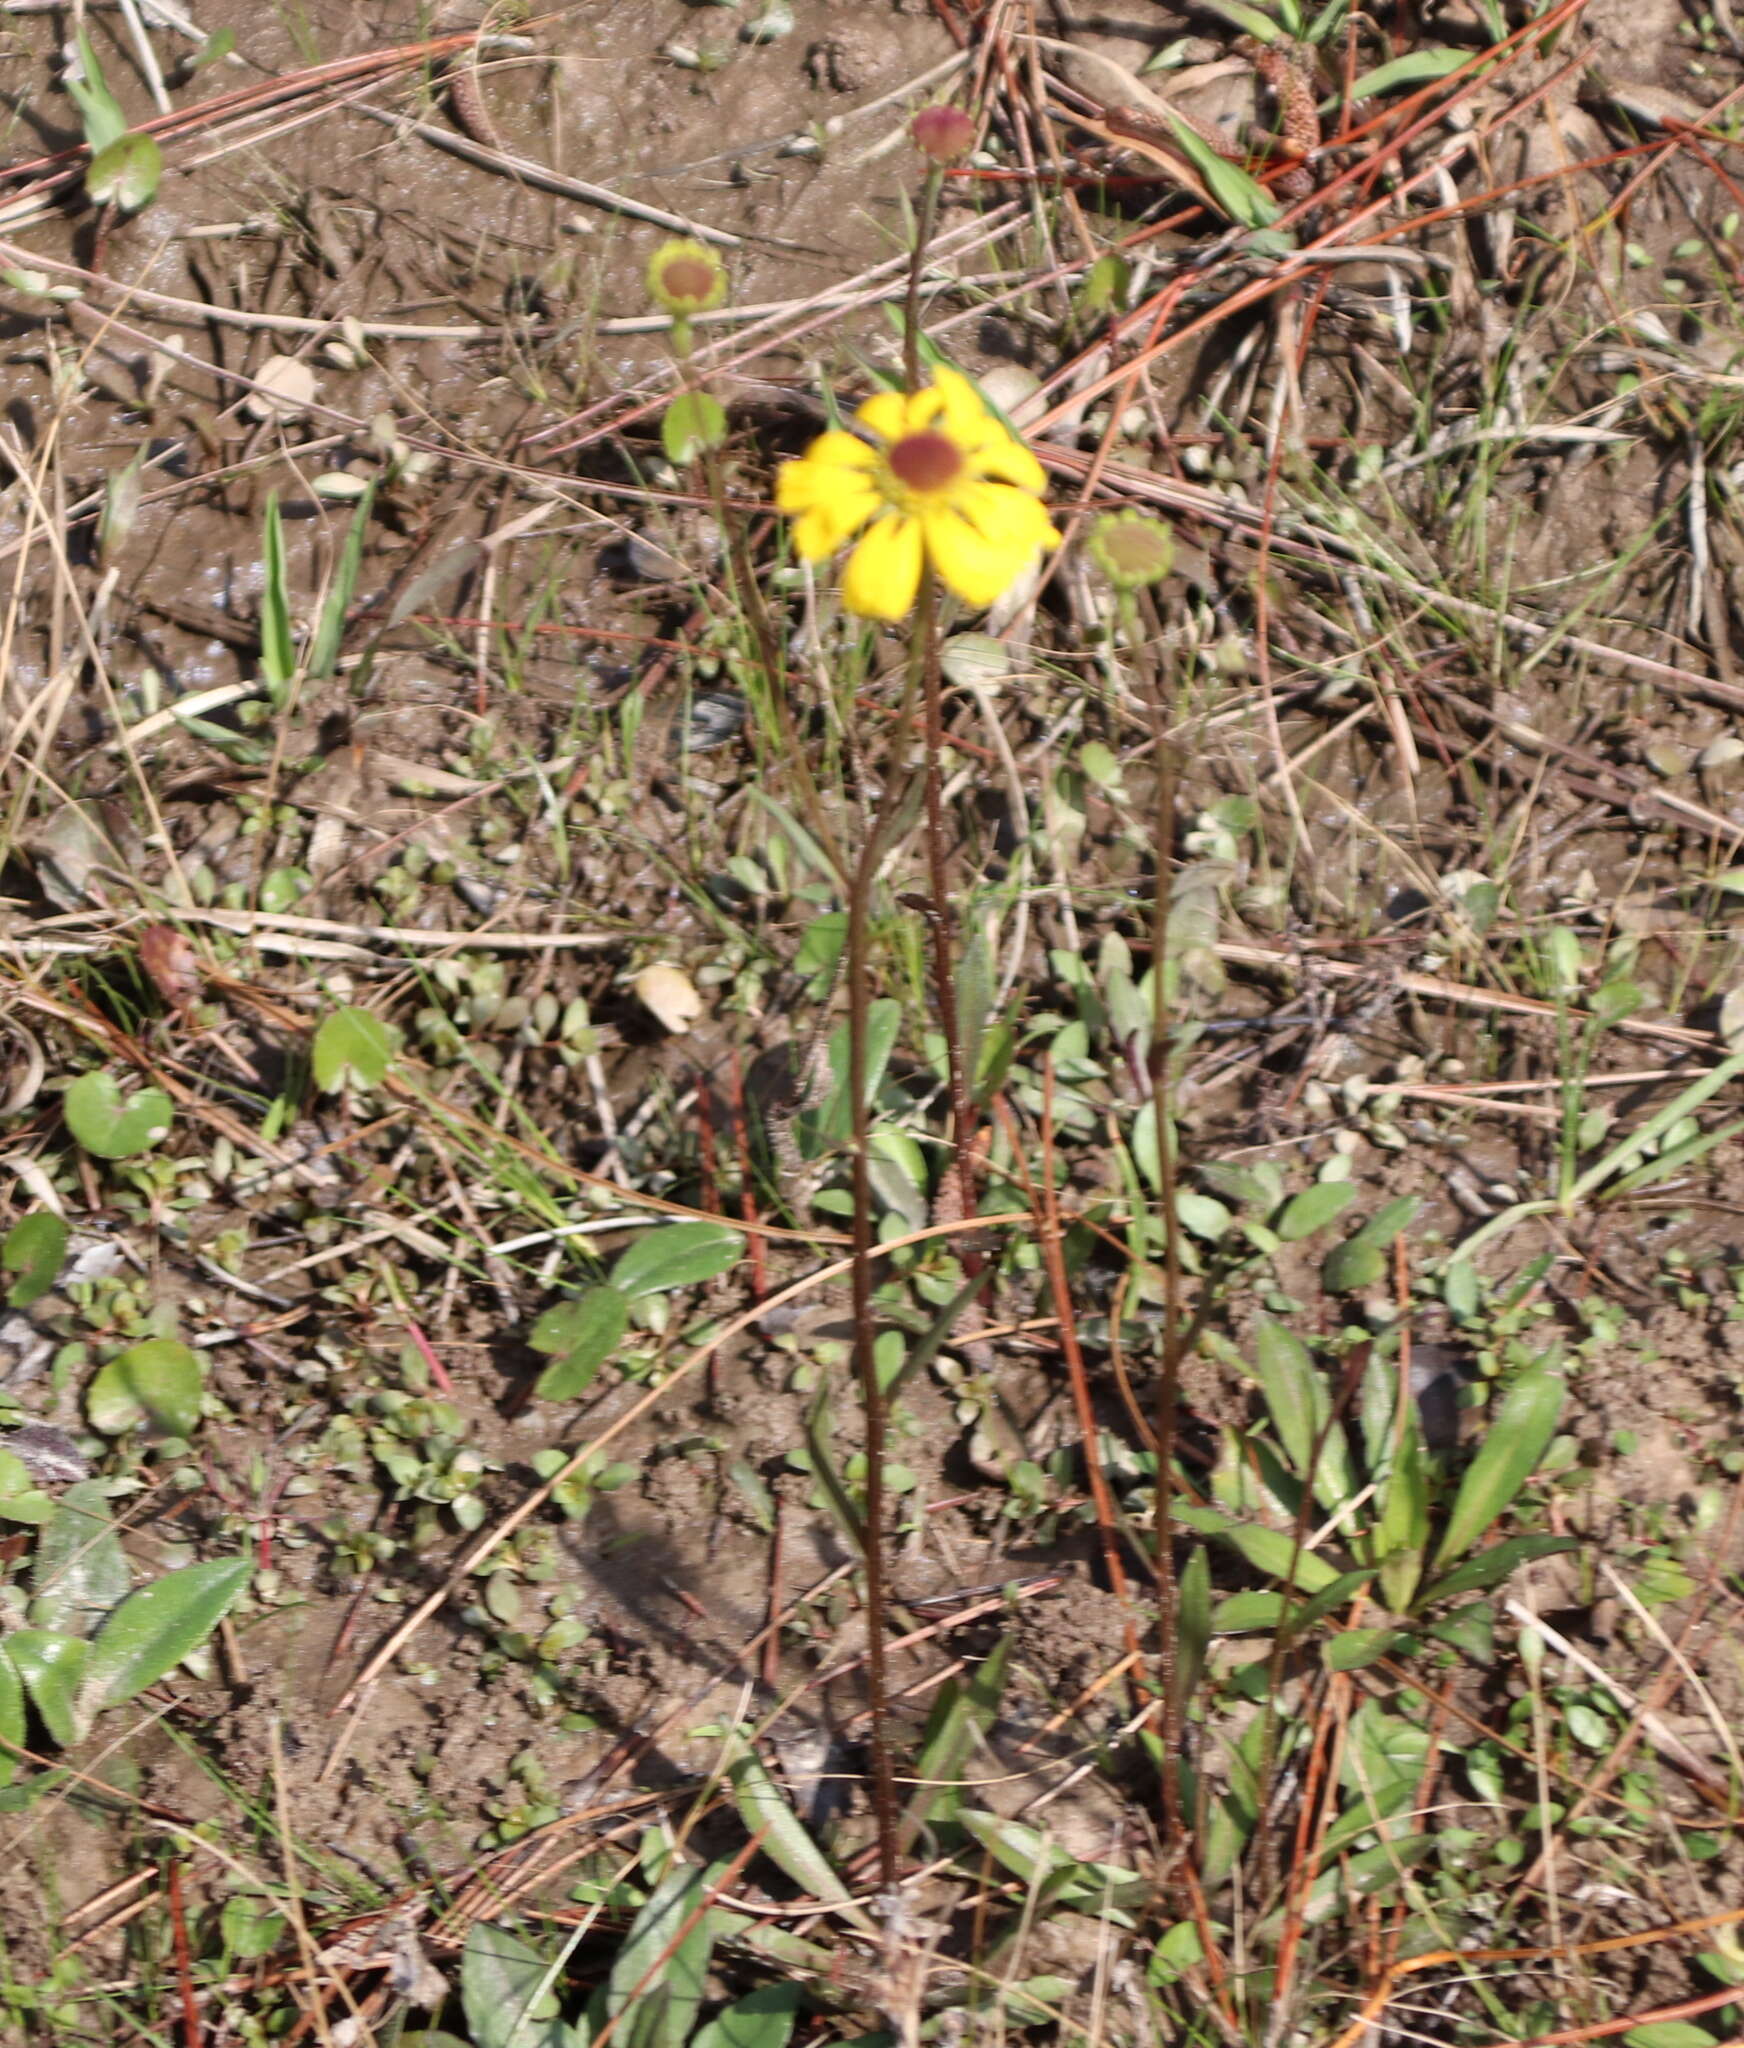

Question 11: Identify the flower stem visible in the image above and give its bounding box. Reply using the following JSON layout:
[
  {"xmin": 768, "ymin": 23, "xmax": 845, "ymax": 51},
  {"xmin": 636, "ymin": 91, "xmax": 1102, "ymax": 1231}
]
[
  {"xmin": 903, "ymin": 167, "xmax": 943, "ymax": 390},
  {"xmin": 844, "ymin": 627, "xmax": 927, "ymax": 1895},
  {"xmin": 917, "ymin": 575, "xmax": 979, "ymax": 1238}
]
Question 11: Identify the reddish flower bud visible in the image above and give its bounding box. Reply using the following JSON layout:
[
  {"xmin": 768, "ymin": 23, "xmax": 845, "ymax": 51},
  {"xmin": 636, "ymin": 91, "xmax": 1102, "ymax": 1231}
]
[{"xmin": 910, "ymin": 104, "xmax": 977, "ymax": 165}]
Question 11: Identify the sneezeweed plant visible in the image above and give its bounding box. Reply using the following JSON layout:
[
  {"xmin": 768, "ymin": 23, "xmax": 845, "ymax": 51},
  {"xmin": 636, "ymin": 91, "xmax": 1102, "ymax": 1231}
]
[
  {"xmin": 777, "ymin": 364, "xmax": 1059, "ymax": 620},
  {"xmin": 646, "ymin": 236, "xmax": 731, "ymax": 464}
]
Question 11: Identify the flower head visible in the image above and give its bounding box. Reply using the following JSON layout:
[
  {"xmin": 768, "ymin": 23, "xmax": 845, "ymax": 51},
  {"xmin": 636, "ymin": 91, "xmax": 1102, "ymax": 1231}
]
[
  {"xmin": 646, "ymin": 238, "xmax": 728, "ymax": 318},
  {"xmin": 1087, "ymin": 510, "xmax": 1175, "ymax": 591},
  {"xmin": 776, "ymin": 365, "xmax": 1058, "ymax": 620},
  {"xmin": 910, "ymin": 103, "xmax": 977, "ymax": 165}
]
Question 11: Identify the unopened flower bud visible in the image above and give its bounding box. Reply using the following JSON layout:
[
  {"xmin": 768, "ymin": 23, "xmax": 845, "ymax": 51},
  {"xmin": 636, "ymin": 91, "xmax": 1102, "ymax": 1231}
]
[{"xmin": 910, "ymin": 104, "xmax": 977, "ymax": 165}]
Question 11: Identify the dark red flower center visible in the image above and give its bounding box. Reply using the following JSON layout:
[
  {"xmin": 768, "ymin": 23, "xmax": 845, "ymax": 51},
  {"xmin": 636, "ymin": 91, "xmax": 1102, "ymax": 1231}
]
[
  {"xmin": 887, "ymin": 431, "xmax": 964, "ymax": 493},
  {"xmin": 660, "ymin": 257, "xmax": 717, "ymax": 304}
]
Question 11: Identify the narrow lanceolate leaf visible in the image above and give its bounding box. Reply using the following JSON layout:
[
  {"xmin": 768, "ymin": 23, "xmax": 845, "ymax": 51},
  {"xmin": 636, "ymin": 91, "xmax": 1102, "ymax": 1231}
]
[
  {"xmin": 79, "ymin": 1555, "xmax": 251, "ymax": 1719},
  {"xmin": 307, "ymin": 479, "xmax": 376, "ymax": 679},
  {"xmin": 1431, "ymin": 1360, "xmax": 1565, "ymax": 1573},
  {"xmin": 1176, "ymin": 1545, "xmax": 1211, "ymax": 1707},
  {"xmin": 1165, "ymin": 112, "xmax": 1279, "ymax": 227},
  {"xmin": 722, "ymin": 1730, "xmax": 874, "ymax": 1930},
  {"xmin": 1251, "ymin": 1318, "xmax": 1358, "ymax": 1511},
  {"xmin": 259, "ymin": 492, "xmax": 296, "ymax": 694},
  {"xmin": 1419, "ymin": 1533, "xmax": 1576, "ymax": 1606},
  {"xmin": 1348, "ymin": 46, "xmax": 1474, "ymax": 100}
]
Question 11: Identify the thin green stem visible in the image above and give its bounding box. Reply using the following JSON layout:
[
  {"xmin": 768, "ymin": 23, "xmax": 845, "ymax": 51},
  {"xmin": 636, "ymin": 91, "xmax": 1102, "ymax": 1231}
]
[{"xmin": 903, "ymin": 168, "xmax": 944, "ymax": 389}]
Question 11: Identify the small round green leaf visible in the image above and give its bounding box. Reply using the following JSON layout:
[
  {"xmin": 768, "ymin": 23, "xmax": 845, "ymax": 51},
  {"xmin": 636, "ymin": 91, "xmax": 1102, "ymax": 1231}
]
[
  {"xmin": 87, "ymin": 1339, "xmax": 204, "ymax": 1437},
  {"xmin": 3, "ymin": 1212, "xmax": 67, "ymax": 1307},
  {"xmin": 312, "ymin": 1006, "xmax": 392, "ymax": 1091},
  {"xmin": 64, "ymin": 1072, "xmax": 173, "ymax": 1158},
  {"xmin": 660, "ymin": 390, "xmax": 729, "ymax": 465},
  {"xmin": 609, "ymin": 1220, "xmax": 743, "ymax": 1297},
  {"xmin": 86, "ymin": 131, "xmax": 163, "ymax": 212}
]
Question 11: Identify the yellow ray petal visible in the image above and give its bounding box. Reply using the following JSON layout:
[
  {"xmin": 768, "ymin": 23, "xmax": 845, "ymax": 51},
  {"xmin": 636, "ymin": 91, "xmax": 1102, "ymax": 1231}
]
[
  {"xmin": 921, "ymin": 505, "xmax": 1031, "ymax": 609},
  {"xmin": 966, "ymin": 432, "xmax": 1048, "ymax": 496},
  {"xmin": 842, "ymin": 512, "xmax": 923, "ymax": 619},
  {"xmin": 932, "ymin": 364, "xmax": 992, "ymax": 441},
  {"xmin": 957, "ymin": 479, "xmax": 1059, "ymax": 552},
  {"xmin": 800, "ymin": 429, "xmax": 878, "ymax": 471},
  {"xmin": 856, "ymin": 390, "xmax": 911, "ymax": 443},
  {"xmin": 792, "ymin": 489, "xmax": 880, "ymax": 560}
]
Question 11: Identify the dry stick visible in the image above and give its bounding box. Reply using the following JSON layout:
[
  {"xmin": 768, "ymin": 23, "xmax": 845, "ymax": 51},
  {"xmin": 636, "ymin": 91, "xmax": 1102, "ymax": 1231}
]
[
  {"xmin": 1211, "ymin": 939, "xmax": 1717, "ymax": 1052},
  {"xmin": 331, "ymin": 1210, "xmax": 1031, "ymax": 1710},
  {"xmin": 348, "ymin": 100, "xmax": 742, "ymax": 248},
  {"xmin": 1325, "ymin": 1905, "xmax": 1744, "ymax": 2048}
]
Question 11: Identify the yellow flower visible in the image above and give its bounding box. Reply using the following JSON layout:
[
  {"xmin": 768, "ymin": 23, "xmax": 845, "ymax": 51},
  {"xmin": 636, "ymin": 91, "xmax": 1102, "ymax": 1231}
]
[{"xmin": 776, "ymin": 365, "xmax": 1058, "ymax": 621}]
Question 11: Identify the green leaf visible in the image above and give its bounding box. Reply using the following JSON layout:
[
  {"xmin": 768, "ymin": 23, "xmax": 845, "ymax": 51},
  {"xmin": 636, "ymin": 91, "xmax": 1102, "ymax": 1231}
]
[
  {"xmin": 1425, "ymin": 1600, "xmax": 1494, "ymax": 1662},
  {"xmin": 0, "ymin": 1649, "xmax": 24, "ymax": 1787},
  {"xmin": 1177, "ymin": 1545, "xmax": 1211, "ymax": 1705},
  {"xmin": 186, "ymin": 27, "xmax": 236, "ymax": 72},
  {"xmin": 87, "ymin": 1339, "xmax": 204, "ymax": 1438},
  {"xmin": 1348, "ymin": 45, "xmax": 1473, "ymax": 99},
  {"xmin": 723, "ymin": 1730, "xmax": 874, "ymax": 1931},
  {"xmin": 1431, "ymin": 1359, "xmax": 1565, "ymax": 1572},
  {"xmin": 1322, "ymin": 1237, "xmax": 1385, "ymax": 1292},
  {"xmin": 259, "ymin": 492, "xmax": 296, "ymax": 695},
  {"xmin": 1419, "ymin": 1533, "xmax": 1576, "ymax": 1605},
  {"xmin": 1624, "ymin": 2026, "xmax": 1726, "ymax": 2048},
  {"xmin": 956, "ymin": 1809, "xmax": 1148, "ymax": 1913},
  {"xmin": 63, "ymin": 1072, "xmax": 173, "ymax": 1159},
  {"xmin": 31, "ymin": 1482, "xmax": 130, "ymax": 1637},
  {"xmin": 79, "ymin": 1555, "xmax": 251, "ymax": 1719},
  {"xmin": 1276, "ymin": 1181, "xmax": 1355, "ymax": 1241},
  {"xmin": 661, "ymin": 391, "xmax": 729, "ymax": 465},
  {"xmin": 1252, "ymin": 1319, "xmax": 1358, "ymax": 1511},
  {"xmin": 804, "ymin": 999, "xmax": 902, "ymax": 1151},
  {"xmin": 0, "ymin": 1466, "xmax": 53, "ymax": 1525},
  {"xmin": 85, "ymin": 131, "xmax": 162, "ymax": 211},
  {"xmin": 312, "ymin": 1006, "xmax": 392, "ymax": 1091},
  {"xmin": 906, "ymin": 1631, "xmax": 1011, "ymax": 1834},
  {"xmin": 307, "ymin": 480, "xmax": 376, "ymax": 680},
  {"xmin": 8, "ymin": 1630, "xmax": 90, "ymax": 1747},
  {"xmin": 1165, "ymin": 110, "xmax": 1279, "ymax": 227},
  {"xmin": 220, "ymin": 1893, "xmax": 287, "ymax": 1959},
  {"xmin": 690, "ymin": 1983, "xmax": 803, "ymax": 2048},
  {"xmin": 4, "ymin": 1213, "xmax": 68, "ymax": 1308},
  {"xmin": 609, "ymin": 1221, "xmax": 742, "ymax": 1297},
  {"xmin": 66, "ymin": 32, "xmax": 127, "ymax": 154},
  {"xmin": 460, "ymin": 1920, "xmax": 565, "ymax": 2048},
  {"xmin": 1179, "ymin": 1509, "xmax": 1340, "ymax": 1593},
  {"xmin": 607, "ymin": 1864, "xmax": 716, "ymax": 2048},
  {"xmin": 531, "ymin": 1286, "xmax": 630, "ymax": 1401},
  {"xmin": 1323, "ymin": 1627, "xmax": 1411, "ymax": 1671}
]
